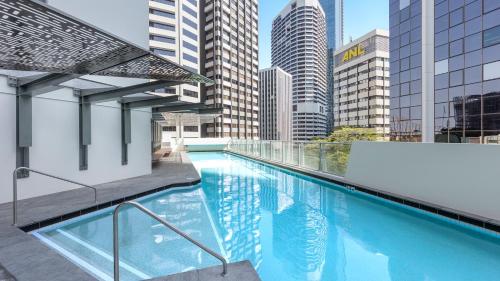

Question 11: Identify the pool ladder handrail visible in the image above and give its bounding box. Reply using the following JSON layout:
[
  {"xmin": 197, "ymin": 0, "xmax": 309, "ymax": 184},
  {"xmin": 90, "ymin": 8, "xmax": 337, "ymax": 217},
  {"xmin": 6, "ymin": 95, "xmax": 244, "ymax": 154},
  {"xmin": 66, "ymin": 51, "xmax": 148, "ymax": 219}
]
[
  {"xmin": 12, "ymin": 167, "xmax": 97, "ymax": 226},
  {"xmin": 113, "ymin": 201, "xmax": 228, "ymax": 281}
]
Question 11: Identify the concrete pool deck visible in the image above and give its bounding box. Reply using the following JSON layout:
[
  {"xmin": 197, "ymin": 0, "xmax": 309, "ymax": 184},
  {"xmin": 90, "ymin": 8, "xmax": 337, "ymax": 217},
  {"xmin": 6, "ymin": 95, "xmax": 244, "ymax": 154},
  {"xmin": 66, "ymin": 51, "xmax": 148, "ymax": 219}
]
[{"xmin": 0, "ymin": 152, "xmax": 260, "ymax": 281}]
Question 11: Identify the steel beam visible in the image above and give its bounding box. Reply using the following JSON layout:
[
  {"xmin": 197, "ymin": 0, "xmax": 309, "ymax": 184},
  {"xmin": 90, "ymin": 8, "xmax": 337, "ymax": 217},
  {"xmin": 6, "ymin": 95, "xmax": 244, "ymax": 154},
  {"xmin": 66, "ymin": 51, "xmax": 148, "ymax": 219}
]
[
  {"xmin": 124, "ymin": 96, "xmax": 179, "ymax": 109},
  {"xmin": 81, "ymin": 80, "xmax": 182, "ymax": 103},
  {"xmin": 18, "ymin": 73, "xmax": 81, "ymax": 96},
  {"xmin": 153, "ymin": 103, "xmax": 208, "ymax": 113},
  {"xmin": 121, "ymin": 104, "xmax": 131, "ymax": 165}
]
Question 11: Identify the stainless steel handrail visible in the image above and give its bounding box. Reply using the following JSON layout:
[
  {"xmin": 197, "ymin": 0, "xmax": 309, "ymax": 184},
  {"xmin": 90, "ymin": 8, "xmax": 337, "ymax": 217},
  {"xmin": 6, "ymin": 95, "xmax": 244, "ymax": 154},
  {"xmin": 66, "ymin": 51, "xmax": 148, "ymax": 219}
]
[
  {"xmin": 113, "ymin": 201, "xmax": 228, "ymax": 281},
  {"xmin": 13, "ymin": 167, "xmax": 97, "ymax": 226}
]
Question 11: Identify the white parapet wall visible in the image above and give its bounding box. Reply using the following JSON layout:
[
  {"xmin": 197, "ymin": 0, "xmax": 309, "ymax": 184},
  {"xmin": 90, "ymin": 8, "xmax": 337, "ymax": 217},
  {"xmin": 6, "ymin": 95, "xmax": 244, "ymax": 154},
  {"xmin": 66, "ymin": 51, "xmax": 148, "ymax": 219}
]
[{"xmin": 346, "ymin": 142, "xmax": 500, "ymax": 222}]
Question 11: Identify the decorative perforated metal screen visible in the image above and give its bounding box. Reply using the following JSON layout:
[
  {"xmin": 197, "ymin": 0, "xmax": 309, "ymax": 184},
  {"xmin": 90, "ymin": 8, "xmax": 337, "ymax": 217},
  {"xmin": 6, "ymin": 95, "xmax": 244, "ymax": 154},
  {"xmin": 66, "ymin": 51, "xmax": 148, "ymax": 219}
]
[{"xmin": 0, "ymin": 0, "xmax": 211, "ymax": 84}]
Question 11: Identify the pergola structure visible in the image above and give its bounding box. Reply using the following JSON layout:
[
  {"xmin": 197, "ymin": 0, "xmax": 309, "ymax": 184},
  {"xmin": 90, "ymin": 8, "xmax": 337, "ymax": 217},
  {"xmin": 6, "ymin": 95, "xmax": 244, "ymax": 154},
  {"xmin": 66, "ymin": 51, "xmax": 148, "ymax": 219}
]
[{"xmin": 0, "ymin": 0, "xmax": 219, "ymax": 175}]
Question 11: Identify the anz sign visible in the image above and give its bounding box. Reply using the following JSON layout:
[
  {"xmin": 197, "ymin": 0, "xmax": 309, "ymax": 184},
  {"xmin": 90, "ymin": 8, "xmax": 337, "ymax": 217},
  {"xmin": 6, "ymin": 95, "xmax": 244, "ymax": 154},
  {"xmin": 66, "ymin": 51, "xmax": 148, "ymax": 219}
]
[{"xmin": 335, "ymin": 36, "xmax": 377, "ymax": 67}]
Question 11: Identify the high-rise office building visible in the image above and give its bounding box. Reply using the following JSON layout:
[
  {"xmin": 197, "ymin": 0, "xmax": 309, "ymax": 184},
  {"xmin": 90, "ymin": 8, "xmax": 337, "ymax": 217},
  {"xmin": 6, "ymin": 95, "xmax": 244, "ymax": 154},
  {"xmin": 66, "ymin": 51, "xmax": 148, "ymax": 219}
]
[
  {"xmin": 149, "ymin": 0, "xmax": 203, "ymax": 140},
  {"xmin": 390, "ymin": 0, "xmax": 500, "ymax": 143},
  {"xmin": 320, "ymin": 0, "xmax": 344, "ymax": 49},
  {"xmin": 319, "ymin": 0, "xmax": 344, "ymax": 134},
  {"xmin": 149, "ymin": 0, "xmax": 200, "ymax": 101},
  {"xmin": 201, "ymin": 0, "xmax": 259, "ymax": 139},
  {"xmin": 333, "ymin": 29, "xmax": 390, "ymax": 137},
  {"xmin": 272, "ymin": 0, "xmax": 328, "ymax": 141},
  {"xmin": 259, "ymin": 67, "xmax": 293, "ymax": 141}
]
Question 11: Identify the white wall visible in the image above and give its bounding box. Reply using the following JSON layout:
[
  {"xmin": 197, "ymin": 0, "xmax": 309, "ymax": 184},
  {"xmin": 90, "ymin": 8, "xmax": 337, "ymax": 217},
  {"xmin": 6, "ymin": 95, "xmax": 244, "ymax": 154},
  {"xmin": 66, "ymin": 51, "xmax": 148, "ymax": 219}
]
[
  {"xmin": 0, "ymin": 0, "xmax": 152, "ymax": 203},
  {"xmin": 346, "ymin": 142, "xmax": 500, "ymax": 221},
  {"xmin": 0, "ymin": 78, "xmax": 152, "ymax": 203}
]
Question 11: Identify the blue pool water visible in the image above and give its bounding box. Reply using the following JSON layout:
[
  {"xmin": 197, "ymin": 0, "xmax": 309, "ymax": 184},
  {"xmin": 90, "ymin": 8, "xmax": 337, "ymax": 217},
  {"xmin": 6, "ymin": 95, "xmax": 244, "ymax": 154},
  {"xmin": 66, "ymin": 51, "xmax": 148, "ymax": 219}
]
[{"xmin": 35, "ymin": 152, "xmax": 500, "ymax": 281}]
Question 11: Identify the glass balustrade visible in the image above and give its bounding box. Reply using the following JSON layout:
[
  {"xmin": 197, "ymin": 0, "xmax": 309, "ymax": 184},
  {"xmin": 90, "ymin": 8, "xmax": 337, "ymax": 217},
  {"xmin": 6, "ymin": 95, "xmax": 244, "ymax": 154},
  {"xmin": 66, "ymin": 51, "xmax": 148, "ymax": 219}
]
[{"xmin": 226, "ymin": 139, "xmax": 352, "ymax": 177}]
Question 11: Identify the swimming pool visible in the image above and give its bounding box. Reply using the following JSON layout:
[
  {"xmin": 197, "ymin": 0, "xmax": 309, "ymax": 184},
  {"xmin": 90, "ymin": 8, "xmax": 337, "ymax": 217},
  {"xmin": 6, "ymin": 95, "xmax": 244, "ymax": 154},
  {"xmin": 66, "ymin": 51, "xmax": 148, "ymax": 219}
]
[{"xmin": 34, "ymin": 152, "xmax": 500, "ymax": 280}]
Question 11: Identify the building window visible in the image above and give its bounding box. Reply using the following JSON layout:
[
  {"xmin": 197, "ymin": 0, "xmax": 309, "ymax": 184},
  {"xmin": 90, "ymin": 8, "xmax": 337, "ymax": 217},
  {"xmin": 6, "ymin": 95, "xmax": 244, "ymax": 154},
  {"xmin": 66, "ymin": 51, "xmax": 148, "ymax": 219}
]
[
  {"xmin": 149, "ymin": 21, "xmax": 175, "ymax": 31},
  {"xmin": 183, "ymin": 29, "xmax": 198, "ymax": 41},
  {"xmin": 183, "ymin": 89, "xmax": 198, "ymax": 98},
  {"xmin": 156, "ymin": 87, "xmax": 176, "ymax": 94},
  {"xmin": 183, "ymin": 17, "xmax": 198, "ymax": 29},
  {"xmin": 150, "ymin": 35, "xmax": 175, "ymax": 44},
  {"xmin": 484, "ymin": 25, "xmax": 500, "ymax": 48},
  {"xmin": 183, "ymin": 126, "xmax": 198, "ymax": 132},
  {"xmin": 186, "ymin": 0, "xmax": 197, "ymax": 6},
  {"xmin": 150, "ymin": 9, "xmax": 175, "ymax": 19},
  {"xmin": 182, "ymin": 41, "xmax": 198, "ymax": 52},
  {"xmin": 484, "ymin": 61, "xmax": 500, "ymax": 80},
  {"xmin": 163, "ymin": 126, "xmax": 176, "ymax": 132},
  {"xmin": 183, "ymin": 53, "xmax": 198, "ymax": 64},
  {"xmin": 435, "ymin": 59, "xmax": 448, "ymax": 75},
  {"xmin": 151, "ymin": 48, "xmax": 175, "ymax": 57},
  {"xmin": 151, "ymin": 0, "xmax": 175, "ymax": 6},
  {"xmin": 182, "ymin": 4, "xmax": 197, "ymax": 17}
]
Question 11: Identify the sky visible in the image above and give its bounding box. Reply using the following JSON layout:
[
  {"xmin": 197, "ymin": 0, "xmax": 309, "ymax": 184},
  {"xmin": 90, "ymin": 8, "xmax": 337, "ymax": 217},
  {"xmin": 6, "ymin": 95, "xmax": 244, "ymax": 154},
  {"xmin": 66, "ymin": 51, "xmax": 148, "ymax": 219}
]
[{"xmin": 258, "ymin": 0, "xmax": 389, "ymax": 69}]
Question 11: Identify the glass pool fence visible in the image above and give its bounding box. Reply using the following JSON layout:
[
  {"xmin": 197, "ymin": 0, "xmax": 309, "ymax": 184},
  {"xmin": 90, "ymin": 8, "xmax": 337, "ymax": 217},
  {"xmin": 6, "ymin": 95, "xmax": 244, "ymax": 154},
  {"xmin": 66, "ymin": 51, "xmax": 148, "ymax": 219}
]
[{"xmin": 227, "ymin": 139, "xmax": 352, "ymax": 177}]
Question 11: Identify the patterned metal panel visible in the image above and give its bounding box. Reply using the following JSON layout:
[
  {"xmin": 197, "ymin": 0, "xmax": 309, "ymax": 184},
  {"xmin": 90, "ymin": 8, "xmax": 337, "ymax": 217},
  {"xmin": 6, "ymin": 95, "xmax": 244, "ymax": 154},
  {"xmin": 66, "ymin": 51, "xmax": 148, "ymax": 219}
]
[{"xmin": 0, "ymin": 0, "xmax": 211, "ymax": 84}]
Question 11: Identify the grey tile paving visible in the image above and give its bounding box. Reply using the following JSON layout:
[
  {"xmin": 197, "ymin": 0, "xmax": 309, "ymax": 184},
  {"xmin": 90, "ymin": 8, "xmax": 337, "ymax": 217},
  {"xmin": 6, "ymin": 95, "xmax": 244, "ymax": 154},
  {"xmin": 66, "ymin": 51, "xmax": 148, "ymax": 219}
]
[{"xmin": 0, "ymin": 152, "xmax": 200, "ymax": 227}]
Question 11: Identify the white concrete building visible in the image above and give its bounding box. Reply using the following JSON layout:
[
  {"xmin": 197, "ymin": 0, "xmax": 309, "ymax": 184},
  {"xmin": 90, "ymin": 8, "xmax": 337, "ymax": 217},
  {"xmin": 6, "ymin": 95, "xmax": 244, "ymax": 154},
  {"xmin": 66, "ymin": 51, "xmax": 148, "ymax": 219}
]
[
  {"xmin": 202, "ymin": 0, "xmax": 260, "ymax": 139},
  {"xmin": 258, "ymin": 67, "xmax": 293, "ymax": 141},
  {"xmin": 149, "ymin": 0, "xmax": 204, "ymax": 141},
  {"xmin": 333, "ymin": 29, "xmax": 390, "ymax": 136},
  {"xmin": 271, "ymin": 0, "xmax": 328, "ymax": 141}
]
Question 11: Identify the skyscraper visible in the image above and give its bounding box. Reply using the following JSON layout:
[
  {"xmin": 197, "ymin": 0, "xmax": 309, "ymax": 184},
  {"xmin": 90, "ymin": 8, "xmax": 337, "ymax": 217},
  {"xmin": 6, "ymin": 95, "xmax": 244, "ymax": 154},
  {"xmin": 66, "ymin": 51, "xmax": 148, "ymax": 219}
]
[
  {"xmin": 320, "ymin": 0, "xmax": 344, "ymax": 49},
  {"xmin": 149, "ymin": 0, "xmax": 203, "ymax": 140},
  {"xmin": 201, "ymin": 0, "xmax": 259, "ymax": 139},
  {"xmin": 259, "ymin": 67, "xmax": 293, "ymax": 141},
  {"xmin": 149, "ymin": 0, "xmax": 201, "ymax": 102},
  {"xmin": 319, "ymin": 0, "xmax": 344, "ymax": 134},
  {"xmin": 390, "ymin": 0, "xmax": 500, "ymax": 144},
  {"xmin": 272, "ymin": 0, "xmax": 328, "ymax": 141}
]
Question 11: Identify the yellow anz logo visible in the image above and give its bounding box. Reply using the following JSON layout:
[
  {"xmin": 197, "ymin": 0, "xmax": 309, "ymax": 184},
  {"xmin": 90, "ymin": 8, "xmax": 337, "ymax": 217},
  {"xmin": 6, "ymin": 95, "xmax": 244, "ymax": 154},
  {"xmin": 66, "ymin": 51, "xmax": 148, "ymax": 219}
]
[{"xmin": 342, "ymin": 45, "xmax": 365, "ymax": 62}]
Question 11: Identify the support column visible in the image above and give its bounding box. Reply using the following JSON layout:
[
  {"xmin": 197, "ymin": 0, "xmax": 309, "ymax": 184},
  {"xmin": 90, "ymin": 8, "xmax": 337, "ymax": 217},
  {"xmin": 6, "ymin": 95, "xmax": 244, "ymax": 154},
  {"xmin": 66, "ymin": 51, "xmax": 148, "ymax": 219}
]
[
  {"xmin": 121, "ymin": 103, "xmax": 131, "ymax": 165},
  {"xmin": 16, "ymin": 94, "xmax": 31, "ymax": 178},
  {"xmin": 78, "ymin": 92, "xmax": 91, "ymax": 170},
  {"xmin": 421, "ymin": 0, "xmax": 435, "ymax": 142}
]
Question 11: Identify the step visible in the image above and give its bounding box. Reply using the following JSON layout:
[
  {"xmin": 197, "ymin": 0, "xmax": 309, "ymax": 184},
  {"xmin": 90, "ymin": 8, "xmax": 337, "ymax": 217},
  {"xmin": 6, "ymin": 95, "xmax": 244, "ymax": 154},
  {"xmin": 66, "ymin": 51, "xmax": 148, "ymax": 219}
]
[{"xmin": 145, "ymin": 261, "xmax": 260, "ymax": 281}]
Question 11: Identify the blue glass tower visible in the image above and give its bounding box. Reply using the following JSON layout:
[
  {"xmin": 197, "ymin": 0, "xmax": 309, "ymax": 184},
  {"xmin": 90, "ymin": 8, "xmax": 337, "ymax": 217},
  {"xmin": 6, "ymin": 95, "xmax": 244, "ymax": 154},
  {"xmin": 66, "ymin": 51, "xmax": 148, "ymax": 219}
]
[
  {"xmin": 320, "ymin": 0, "xmax": 344, "ymax": 49},
  {"xmin": 320, "ymin": 0, "xmax": 344, "ymax": 134}
]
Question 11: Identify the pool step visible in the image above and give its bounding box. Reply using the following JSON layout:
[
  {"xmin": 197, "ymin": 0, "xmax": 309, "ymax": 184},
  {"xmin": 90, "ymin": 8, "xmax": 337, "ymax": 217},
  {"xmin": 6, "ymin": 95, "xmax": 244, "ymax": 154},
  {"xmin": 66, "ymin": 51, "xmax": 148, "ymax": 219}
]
[{"xmin": 145, "ymin": 260, "xmax": 260, "ymax": 281}]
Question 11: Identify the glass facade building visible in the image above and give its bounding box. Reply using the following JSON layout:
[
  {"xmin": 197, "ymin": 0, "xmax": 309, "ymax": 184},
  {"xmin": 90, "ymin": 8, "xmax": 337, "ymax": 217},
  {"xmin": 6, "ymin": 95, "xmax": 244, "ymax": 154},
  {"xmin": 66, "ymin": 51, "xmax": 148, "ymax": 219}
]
[
  {"xmin": 390, "ymin": 0, "xmax": 500, "ymax": 143},
  {"xmin": 319, "ymin": 0, "xmax": 344, "ymax": 134},
  {"xmin": 319, "ymin": 0, "xmax": 344, "ymax": 49},
  {"xmin": 389, "ymin": 0, "xmax": 423, "ymax": 142}
]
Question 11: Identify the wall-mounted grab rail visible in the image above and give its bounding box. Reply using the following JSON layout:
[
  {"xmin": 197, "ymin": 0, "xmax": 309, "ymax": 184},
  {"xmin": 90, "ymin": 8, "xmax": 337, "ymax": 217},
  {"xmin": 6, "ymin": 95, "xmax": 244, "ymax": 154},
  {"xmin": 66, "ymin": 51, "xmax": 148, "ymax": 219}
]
[
  {"xmin": 12, "ymin": 167, "xmax": 97, "ymax": 226},
  {"xmin": 113, "ymin": 201, "xmax": 227, "ymax": 281}
]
